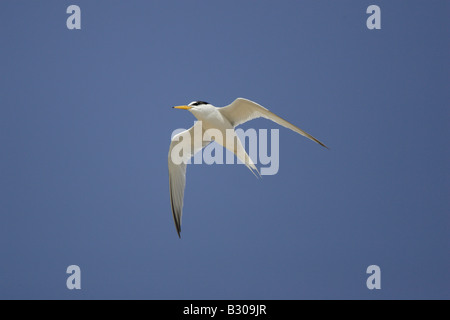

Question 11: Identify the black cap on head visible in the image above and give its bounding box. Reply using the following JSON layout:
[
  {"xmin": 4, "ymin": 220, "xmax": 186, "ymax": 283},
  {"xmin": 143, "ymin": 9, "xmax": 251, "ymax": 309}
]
[{"xmin": 188, "ymin": 101, "xmax": 209, "ymax": 107}]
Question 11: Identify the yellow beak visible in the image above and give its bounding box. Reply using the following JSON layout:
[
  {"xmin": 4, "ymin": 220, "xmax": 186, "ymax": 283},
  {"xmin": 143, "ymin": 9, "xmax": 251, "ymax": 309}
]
[{"xmin": 173, "ymin": 105, "xmax": 192, "ymax": 110}]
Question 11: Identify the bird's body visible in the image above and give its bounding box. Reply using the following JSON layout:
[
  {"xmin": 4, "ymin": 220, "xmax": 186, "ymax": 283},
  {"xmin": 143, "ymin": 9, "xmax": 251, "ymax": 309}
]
[
  {"xmin": 168, "ymin": 98, "xmax": 327, "ymax": 237},
  {"xmin": 193, "ymin": 105, "xmax": 233, "ymax": 136}
]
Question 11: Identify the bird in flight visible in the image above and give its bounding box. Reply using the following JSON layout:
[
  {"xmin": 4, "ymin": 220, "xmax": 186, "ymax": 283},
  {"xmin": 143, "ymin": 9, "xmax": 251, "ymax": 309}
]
[{"xmin": 168, "ymin": 98, "xmax": 327, "ymax": 238}]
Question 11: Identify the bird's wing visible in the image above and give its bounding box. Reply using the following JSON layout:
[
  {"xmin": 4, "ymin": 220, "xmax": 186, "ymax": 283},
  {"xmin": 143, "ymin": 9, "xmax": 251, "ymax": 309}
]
[
  {"xmin": 220, "ymin": 98, "xmax": 328, "ymax": 148},
  {"xmin": 168, "ymin": 123, "xmax": 209, "ymax": 238}
]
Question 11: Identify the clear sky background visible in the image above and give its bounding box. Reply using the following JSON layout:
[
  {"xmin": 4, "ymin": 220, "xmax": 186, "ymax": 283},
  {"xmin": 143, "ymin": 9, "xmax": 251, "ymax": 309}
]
[{"xmin": 0, "ymin": 1, "xmax": 448, "ymax": 299}]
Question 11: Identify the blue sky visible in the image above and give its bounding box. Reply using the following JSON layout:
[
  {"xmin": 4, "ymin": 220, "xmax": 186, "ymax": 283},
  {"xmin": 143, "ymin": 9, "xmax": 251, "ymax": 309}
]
[{"xmin": 0, "ymin": 1, "xmax": 448, "ymax": 299}]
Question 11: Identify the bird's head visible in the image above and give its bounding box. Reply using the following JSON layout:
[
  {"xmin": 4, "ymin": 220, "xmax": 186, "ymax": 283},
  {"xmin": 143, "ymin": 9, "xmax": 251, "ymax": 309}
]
[{"xmin": 173, "ymin": 101, "xmax": 213, "ymax": 117}]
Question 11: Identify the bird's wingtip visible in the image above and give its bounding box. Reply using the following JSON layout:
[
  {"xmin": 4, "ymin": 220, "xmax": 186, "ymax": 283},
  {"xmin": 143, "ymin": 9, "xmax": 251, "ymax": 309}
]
[{"xmin": 315, "ymin": 139, "xmax": 329, "ymax": 150}]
